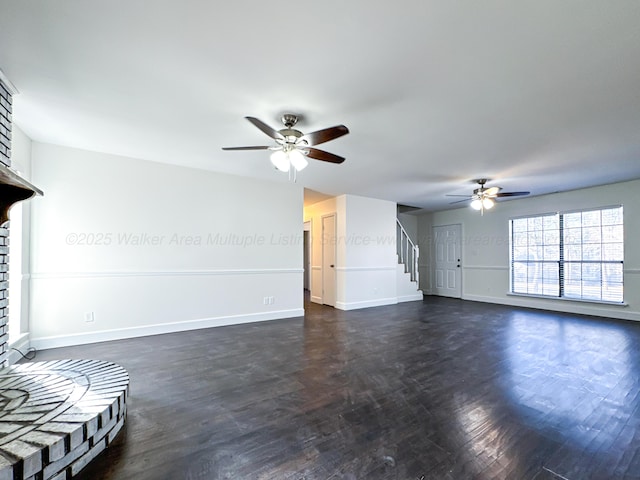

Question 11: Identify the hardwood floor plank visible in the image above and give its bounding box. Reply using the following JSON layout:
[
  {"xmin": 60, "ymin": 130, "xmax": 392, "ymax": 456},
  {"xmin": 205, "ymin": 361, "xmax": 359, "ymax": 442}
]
[{"xmin": 23, "ymin": 296, "xmax": 640, "ymax": 479}]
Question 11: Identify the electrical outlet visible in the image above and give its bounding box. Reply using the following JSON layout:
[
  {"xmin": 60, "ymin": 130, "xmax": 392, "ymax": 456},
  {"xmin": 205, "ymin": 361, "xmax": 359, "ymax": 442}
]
[
  {"xmin": 269, "ymin": 296, "xmax": 275, "ymax": 304},
  {"xmin": 84, "ymin": 312, "xmax": 95, "ymax": 323},
  {"xmin": 263, "ymin": 297, "xmax": 269, "ymax": 305}
]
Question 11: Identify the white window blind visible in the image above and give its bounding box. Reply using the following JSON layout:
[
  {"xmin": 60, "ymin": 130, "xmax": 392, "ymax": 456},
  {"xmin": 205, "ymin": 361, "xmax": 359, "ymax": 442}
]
[{"xmin": 510, "ymin": 206, "xmax": 623, "ymax": 303}]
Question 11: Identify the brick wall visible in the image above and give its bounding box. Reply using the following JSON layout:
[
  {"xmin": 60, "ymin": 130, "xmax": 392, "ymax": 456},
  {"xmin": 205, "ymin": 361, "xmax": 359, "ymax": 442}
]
[
  {"xmin": 0, "ymin": 78, "xmax": 11, "ymax": 168},
  {"xmin": 0, "ymin": 224, "xmax": 7, "ymax": 366},
  {"xmin": 0, "ymin": 75, "xmax": 12, "ymax": 366}
]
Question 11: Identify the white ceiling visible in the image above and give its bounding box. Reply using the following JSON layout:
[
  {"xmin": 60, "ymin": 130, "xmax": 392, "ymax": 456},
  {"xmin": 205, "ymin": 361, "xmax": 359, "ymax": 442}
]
[{"xmin": 1, "ymin": 1, "xmax": 639, "ymax": 211}]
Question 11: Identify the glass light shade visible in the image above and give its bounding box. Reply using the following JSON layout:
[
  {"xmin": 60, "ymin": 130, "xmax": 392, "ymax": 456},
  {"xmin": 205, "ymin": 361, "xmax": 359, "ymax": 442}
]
[
  {"xmin": 482, "ymin": 198, "xmax": 495, "ymax": 209},
  {"xmin": 270, "ymin": 150, "xmax": 290, "ymax": 172},
  {"xmin": 470, "ymin": 199, "xmax": 482, "ymax": 210},
  {"xmin": 288, "ymin": 149, "xmax": 308, "ymax": 171}
]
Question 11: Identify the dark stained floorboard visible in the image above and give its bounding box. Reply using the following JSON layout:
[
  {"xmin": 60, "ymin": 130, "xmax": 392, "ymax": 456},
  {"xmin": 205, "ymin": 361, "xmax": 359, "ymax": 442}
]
[{"xmin": 25, "ymin": 296, "xmax": 640, "ymax": 479}]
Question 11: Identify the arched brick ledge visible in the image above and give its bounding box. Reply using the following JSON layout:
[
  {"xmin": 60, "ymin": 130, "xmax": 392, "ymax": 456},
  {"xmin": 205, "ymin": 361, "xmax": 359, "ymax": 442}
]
[{"xmin": 0, "ymin": 359, "xmax": 129, "ymax": 479}]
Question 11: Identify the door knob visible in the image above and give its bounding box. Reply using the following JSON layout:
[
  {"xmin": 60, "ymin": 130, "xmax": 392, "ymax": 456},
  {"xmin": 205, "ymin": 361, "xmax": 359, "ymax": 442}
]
[{"xmin": 330, "ymin": 264, "xmax": 335, "ymax": 268}]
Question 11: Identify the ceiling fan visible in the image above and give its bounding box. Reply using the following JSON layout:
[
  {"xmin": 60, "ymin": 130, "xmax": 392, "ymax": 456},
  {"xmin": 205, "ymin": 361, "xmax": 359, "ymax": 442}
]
[
  {"xmin": 222, "ymin": 114, "xmax": 349, "ymax": 178},
  {"xmin": 447, "ymin": 179, "xmax": 530, "ymax": 215}
]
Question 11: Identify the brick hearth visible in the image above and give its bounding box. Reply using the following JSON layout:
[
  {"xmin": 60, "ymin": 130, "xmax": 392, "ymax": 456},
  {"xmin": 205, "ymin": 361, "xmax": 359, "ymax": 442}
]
[{"xmin": 0, "ymin": 359, "xmax": 129, "ymax": 479}]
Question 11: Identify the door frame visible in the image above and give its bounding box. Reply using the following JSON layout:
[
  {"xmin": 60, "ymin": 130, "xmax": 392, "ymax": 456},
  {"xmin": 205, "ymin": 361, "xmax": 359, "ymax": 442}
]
[{"xmin": 321, "ymin": 213, "xmax": 337, "ymax": 306}]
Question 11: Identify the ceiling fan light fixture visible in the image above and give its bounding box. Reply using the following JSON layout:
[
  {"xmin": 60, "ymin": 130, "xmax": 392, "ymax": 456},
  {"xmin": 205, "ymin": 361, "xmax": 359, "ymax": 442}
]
[
  {"xmin": 270, "ymin": 150, "xmax": 290, "ymax": 172},
  {"xmin": 223, "ymin": 114, "xmax": 348, "ymax": 178},
  {"xmin": 288, "ymin": 148, "xmax": 308, "ymax": 171},
  {"xmin": 447, "ymin": 179, "xmax": 530, "ymax": 213},
  {"xmin": 270, "ymin": 147, "xmax": 309, "ymax": 172}
]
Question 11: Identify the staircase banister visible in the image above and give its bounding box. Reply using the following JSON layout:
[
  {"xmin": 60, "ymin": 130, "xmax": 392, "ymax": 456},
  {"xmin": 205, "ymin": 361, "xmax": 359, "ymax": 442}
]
[
  {"xmin": 396, "ymin": 218, "xmax": 420, "ymax": 283},
  {"xmin": 396, "ymin": 219, "xmax": 416, "ymax": 249}
]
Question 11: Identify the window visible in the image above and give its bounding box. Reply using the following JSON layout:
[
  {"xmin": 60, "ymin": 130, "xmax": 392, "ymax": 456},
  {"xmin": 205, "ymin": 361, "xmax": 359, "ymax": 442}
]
[{"xmin": 510, "ymin": 206, "xmax": 623, "ymax": 303}]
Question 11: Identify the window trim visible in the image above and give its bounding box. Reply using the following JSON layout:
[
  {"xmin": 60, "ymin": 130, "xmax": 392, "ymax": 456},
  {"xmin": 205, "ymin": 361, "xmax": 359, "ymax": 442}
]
[{"xmin": 507, "ymin": 291, "xmax": 629, "ymax": 307}]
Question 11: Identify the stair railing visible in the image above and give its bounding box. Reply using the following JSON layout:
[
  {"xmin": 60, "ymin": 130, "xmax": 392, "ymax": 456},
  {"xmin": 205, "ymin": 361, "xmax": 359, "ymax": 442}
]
[{"xmin": 396, "ymin": 219, "xmax": 419, "ymax": 284}]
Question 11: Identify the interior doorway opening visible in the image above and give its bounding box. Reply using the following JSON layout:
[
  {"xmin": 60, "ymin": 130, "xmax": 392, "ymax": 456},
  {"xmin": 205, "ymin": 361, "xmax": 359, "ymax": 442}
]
[{"xmin": 303, "ymin": 221, "xmax": 311, "ymax": 292}]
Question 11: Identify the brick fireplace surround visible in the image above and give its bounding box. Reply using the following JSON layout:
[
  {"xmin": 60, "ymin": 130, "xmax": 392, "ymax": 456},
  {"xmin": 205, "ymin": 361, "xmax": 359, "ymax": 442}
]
[
  {"xmin": 0, "ymin": 73, "xmax": 17, "ymax": 367},
  {"xmin": 0, "ymin": 72, "xmax": 129, "ymax": 479},
  {"xmin": 0, "ymin": 71, "xmax": 36, "ymax": 368}
]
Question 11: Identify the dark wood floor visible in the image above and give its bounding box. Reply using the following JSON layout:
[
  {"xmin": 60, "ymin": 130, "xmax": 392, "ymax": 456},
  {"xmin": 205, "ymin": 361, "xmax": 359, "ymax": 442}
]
[{"xmin": 25, "ymin": 296, "xmax": 640, "ymax": 480}]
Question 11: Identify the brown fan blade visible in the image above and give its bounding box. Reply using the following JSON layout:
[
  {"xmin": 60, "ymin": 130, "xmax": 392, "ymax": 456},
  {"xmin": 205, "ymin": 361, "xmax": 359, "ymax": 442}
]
[
  {"xmin": 496, "ymin": 191, "xmax": 530, "ymax": 197},
  {"xmin": 222, "ymin": 146, "xmax": 271, "ymax": 151},
  {"xmin": 304, "ymin": 125, "xmax": 349, "ymax": 146},
  {"xmin": 306, "ymin": 147, "xmax": 345, "ymax": 164},
  {"xmin": 483, "ymin": 186, "xmax": 501, "ymax": 196},
  {"xmin": 449, "ymin": 198, "xmax": 471, "ymax": 205},
  {"xmin": 446, "ymin": 194, "xmax": 473, "ymax": 197},
  {"xmin": 245, "ymin": 117, "xmax": 284, "ymax": 140}
]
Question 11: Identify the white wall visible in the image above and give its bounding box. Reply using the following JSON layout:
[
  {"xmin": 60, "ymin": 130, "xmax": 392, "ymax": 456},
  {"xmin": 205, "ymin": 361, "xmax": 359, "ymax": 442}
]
[
  {"xmin": 339, "ymin": 195, "xmax": 397, "ymax": 310},
  {"xmin": 417, "ymin": 179, "xmax": 640, "ymax": 321},
  {"xmin": 304, "ymin": 194, "xmax": 398, "ymax": 310},
  {"xmin": 29, "ymin": 143, "xmax": 304, "ymax": 348}
]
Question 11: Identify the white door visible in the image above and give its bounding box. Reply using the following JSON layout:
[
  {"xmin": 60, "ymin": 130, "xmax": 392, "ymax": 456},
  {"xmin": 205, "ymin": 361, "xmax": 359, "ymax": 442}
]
[
  {"xmin": 322, "ymin": 214, "xmax": 337, "ymax": 306},
  {"xmin": 433, "ymin": 224, "xmax": 462, "ymax": 298}
]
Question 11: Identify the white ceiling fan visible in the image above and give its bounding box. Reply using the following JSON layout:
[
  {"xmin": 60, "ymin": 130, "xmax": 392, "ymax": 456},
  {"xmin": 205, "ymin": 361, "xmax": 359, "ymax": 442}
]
[
  {"xmin": 222, "ymin": 114, "xmax": 349, "ymax": 179},
  {"xmin": 447, "ymin": 179, "xmax": 530, "ymax": 215}
]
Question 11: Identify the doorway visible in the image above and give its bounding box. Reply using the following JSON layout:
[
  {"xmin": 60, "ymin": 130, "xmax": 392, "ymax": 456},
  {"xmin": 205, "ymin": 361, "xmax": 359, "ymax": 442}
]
[
  {"xmin": 303, "ymin": 221, "xmax": 311, "ymax": 292},
  {"xmin": 433, "ymin": 224, "xmax": 462, "ymax": 298}
]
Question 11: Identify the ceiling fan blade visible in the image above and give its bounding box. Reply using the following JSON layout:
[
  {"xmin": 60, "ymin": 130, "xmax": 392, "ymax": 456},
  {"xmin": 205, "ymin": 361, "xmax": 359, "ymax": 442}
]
[
  {"xmin": 304, "ymin": 125, "xmax": 349, "ymax": 146},
  {"xmin": 306, "ymin": 147, "xmax": 345, "ymax": 164},
  {"xmin": 449, "ymin": 198, "xmax": 471, "ymax": 205},
  {"xmin": 445, "ymin": 194, "xmax": 473, "ymax": 197},
  {"xmin": 222, "ymin": 146, "xmax": 271, "ymax": 151},
  {"xmin": 483, "ymin": 186, "xmax": 501, "ymax": 196},
  {"xmin": 496, "ymin": 191, "xmax": 530, "ymax": 197},
  {"xmin": 245, "ymin": 117, "xmax": 284, "ymax": 141}
]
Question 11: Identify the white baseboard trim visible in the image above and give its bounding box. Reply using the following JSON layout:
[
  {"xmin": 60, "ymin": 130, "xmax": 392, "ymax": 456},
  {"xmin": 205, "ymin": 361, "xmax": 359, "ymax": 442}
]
[
  {"xmin": 310, "ymin": 295, "xmax": 323, "ymax": 304},
  {"xmin": 335, "ymin": 297, "xmax": 398, "ymax": 311},
  {"xmin": 30, "ymin": 308, "xmax": 304, "ymax": 350},
  {"xmin": 397, "ymin": 292, "xmax": 424, "ymax": 303},
  {"xmin": 463, "ymin": 294, "xmax": 640, "ymax": 322},
  {"xmin": 7, "ymin": 333, "xmax": 31, "ymax": 366}
]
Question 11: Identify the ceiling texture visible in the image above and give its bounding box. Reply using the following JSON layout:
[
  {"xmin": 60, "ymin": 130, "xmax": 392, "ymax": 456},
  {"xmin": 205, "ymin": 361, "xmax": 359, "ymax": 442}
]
[{"xmin": 1, "ymin": 1, "xmax": 639, "ymax": 211}]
